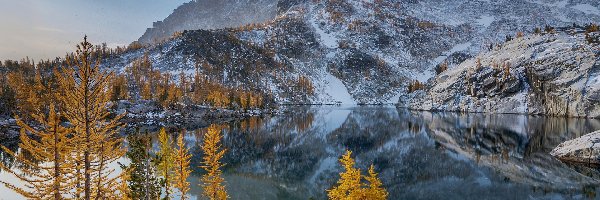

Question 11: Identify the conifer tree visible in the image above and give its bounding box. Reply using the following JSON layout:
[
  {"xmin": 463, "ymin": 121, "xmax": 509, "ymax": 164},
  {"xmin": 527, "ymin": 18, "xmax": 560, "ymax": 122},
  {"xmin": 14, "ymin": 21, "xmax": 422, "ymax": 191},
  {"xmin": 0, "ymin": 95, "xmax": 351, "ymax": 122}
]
[
  {"xmin": 362, "ymin": 165, "xmax": 388, "ymax": 200},
  {"xmin": 117, "ymin": 170, "xmax": 133, "ymax": 200},
  {"xmin": 54, "ymin": 36, "xmax": 126, "ymax": 200},
  {"xmin": 123, "ymin": 133, "xmax": 161, "ymax": 200},
  {"xmin": 328, "ymin": 150, "xmax": 388, "ymax": 200},
  {"xmin": 157, "ymin": 128, "xmax": 175, "ymax": 200},
  {"xmin": 201, "ymin": 125, "xmax": 228, "ymax": 200},
  {"xmin": 174, "ymin": 131, "xmax": 192, "ymax": 200},
  {"xmin": 328, "ymin": 150, "xmax": 362, "ymax": 200},
  {"xmin": 0, "ymin": 103, "xmax": 75, "ymax": 199}
]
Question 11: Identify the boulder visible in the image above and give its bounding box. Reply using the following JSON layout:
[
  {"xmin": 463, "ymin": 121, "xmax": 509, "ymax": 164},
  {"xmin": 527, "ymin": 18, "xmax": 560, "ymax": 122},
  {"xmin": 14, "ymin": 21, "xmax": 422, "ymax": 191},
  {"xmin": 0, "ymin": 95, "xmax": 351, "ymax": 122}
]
[{"xmin": 550, "ymin": 131, "xmax": 600, "ymax": 164}]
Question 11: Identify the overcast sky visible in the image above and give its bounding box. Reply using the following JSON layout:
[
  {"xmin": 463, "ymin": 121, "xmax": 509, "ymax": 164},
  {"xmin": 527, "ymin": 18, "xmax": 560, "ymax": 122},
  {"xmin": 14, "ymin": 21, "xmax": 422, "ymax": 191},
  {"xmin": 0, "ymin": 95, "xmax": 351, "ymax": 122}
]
[{"xmin": 0, "ymin": 0, "xmax": 189, "ymax": 61}]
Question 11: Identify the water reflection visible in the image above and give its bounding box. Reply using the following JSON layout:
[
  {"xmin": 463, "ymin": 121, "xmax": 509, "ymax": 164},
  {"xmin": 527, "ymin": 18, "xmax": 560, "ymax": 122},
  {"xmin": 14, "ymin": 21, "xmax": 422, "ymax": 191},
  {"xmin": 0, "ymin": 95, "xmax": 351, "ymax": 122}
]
[{"xmin": 2, "ymin": 106, "xmax": 600, "ymax": 199}]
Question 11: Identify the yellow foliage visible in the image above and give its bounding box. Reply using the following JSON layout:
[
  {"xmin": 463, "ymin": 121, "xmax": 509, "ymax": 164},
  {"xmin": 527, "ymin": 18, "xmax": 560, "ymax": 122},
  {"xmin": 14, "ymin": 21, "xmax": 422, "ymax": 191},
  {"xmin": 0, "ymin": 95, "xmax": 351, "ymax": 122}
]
[
  {"xmin": 117, "ymin": 170, "xmax": 133, "ymax": 200},
  {"xmin": 0, "ymin": 103, "xmax": 75, "ymax": 199},
  {"xmin": 55, "ymin": 36, "xmax": 126, "ymax": 199},
  {"xmin": 362, "ymin": 165, "xmax": 388, "ymax": 200},
  {"xmin": 174, "ymin": 132, "xmax": 192, "ymax": 200},
  {"xmin": 328, "ymin": 150, "xmax": 388, "ymax": 200},
  {"xmin": 200, "ymin": 125, "xmax": 228, "ymax": 200},
  {"xmin": 157, "ymin": 128, "xmax": 175, "ymax": 199},
  {"xmin": 328, "ymin": 150, "xmax": 363, "ymax": 200},
  {"xmin": 207, "ymin": 90, "xmax": 230, "ymax": 108}
]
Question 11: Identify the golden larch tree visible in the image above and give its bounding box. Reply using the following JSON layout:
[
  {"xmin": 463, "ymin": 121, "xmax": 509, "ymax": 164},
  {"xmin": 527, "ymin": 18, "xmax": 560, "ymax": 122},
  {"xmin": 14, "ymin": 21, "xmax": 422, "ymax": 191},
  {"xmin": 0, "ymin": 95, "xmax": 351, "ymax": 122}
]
[
  {"xmin": 200, "ymin": 125, "xmax": 228, "ymax": 200},
  {"xmin": 174, "ymin": 131, "xmax": 192, "ymax": 200},
  {"xmin": 157, "ymin": 128, "xmax": 175, "ymax": 200},
  {"xmin": 362, "ymin": 165, "xmax": 388, "ymax": 200},
  {"xmin": 0, "ymin": 103, "xmax": 75, "ymax": 199},
  {"xmin": 328, "ymin": 150, "xmax": 388, "ymax": 200},
  {"xmin": 55, "ymin": 36, "xmax": 126, "ymax": 200},
  {"xmin": 328, "ymin": 150, "xmax": 363, "ymax": 200}
]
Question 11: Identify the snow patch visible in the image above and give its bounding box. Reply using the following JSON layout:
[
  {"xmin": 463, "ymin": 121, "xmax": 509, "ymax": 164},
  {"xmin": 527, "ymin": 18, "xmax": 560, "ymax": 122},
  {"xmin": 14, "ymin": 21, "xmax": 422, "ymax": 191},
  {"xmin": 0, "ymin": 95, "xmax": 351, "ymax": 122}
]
[
  {"xmin": 324, "ymin": 73, "xmax": 356, "ymax": 104},
  {"xmin": 571, "ymin": 4, "xmax": 600, "ymax": 16},
  {"xmin": 476, "ymin": 15, "xmax": 495, "ymax": 30},
  {"xmin": 309, "ymin": 11, "xmax": 339, "ymax": 49}
]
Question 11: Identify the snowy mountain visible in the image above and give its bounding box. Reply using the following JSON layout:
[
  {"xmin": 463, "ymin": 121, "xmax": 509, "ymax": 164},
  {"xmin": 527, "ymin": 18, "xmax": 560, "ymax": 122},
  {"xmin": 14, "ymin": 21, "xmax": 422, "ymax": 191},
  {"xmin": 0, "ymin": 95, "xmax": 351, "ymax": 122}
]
[
  {"xmin": 403, "ymin": 30, "xmax": 600, "ymax": 117},
  {"xmin": 138, "ymin": 0, "xmax": 279, "ymax": 44},
  {"xmin": 109, "ymin": 0, "xmax": 600, "ymax": 104}
]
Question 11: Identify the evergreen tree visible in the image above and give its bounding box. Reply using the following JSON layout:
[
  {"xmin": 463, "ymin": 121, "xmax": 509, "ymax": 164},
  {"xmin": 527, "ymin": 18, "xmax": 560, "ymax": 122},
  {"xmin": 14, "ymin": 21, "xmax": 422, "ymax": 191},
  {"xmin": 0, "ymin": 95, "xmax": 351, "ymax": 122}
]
[
  {"xmin": 123, "ymin": 134, "xmax": 161, "ymax": 200},
  {"xmin": 200, "ymin": 125, "xmax": 228, "ymax": 200},
  {"xmin": 0, "ymin": 103, "xmax": 75, "ymax": 199}
]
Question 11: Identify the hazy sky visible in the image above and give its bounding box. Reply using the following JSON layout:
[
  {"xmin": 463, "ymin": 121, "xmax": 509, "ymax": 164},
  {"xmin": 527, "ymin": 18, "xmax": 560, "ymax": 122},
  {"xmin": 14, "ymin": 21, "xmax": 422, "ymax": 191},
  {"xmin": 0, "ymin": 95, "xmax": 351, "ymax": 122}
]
[{"xmin": 0, "ymin": 0, "xmax": 189, "ymax": 61}]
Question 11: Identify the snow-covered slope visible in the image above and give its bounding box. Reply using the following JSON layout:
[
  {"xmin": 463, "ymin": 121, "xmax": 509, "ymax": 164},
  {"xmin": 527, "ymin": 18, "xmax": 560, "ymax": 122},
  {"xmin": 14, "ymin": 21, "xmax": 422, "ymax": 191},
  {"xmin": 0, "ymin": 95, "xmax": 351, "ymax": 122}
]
[
  {"xmin": 403, "ymin": 31, "xmax": 600, "ymax": 117},
  {"xmin": 112, "ymin": 0, "xmax": 600, "ymax": 104}
]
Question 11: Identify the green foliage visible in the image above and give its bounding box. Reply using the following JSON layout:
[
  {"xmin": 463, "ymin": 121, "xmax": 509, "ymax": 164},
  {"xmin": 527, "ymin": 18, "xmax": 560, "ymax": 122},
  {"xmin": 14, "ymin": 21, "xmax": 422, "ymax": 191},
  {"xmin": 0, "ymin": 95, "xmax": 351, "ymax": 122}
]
[{"xmin": 122, "ymin": 133, "xmax": 161, "ymax": 200}]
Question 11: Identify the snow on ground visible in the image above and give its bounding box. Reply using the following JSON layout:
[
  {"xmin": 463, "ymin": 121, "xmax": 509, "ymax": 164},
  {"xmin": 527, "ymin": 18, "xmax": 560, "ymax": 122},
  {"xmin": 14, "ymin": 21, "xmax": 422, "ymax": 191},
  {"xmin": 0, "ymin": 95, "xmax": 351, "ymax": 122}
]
[
  {"xmin": 529, "ymin": 0, "xmax": 568, "ymax": 8},
  {"xmin": 323, "ymin": 73, "xmax": 356, "ymax": 104},
  {"xmin": 476, "ymin": 15, "xmax": 495, "ymax": 30},
  {"xmin": 386, "ymin": 91, "xmax": 403, "ymax": 104},
  {"xmin": 571, "ymin": 4, "xmax": 600, "ymax": 16},
  {"xmin": 408, "ymin": 42, "xmax": 472, "ymax": 83},
  {"xmin": 308, "ymin": 8, "xmax": 339, "ymax": 49},
  {"xmin": 431, "ymin": 42, "xmax": 472, "ymax": 67}
]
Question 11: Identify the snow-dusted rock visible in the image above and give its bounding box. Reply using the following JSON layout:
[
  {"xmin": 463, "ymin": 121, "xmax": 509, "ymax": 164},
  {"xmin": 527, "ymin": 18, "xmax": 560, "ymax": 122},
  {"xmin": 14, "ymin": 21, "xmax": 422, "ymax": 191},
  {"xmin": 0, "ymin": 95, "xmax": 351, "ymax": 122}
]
[
  {"xmin": 551, "ymin": 131, "xmax": 600, "ymax": 164},
  {"xmin": 404, "ymin": 31, "xmax": 600, "ymax": 117},
  {"xmin": 105, "ymin": 0, "xmax": 600, "ymax": 105}
]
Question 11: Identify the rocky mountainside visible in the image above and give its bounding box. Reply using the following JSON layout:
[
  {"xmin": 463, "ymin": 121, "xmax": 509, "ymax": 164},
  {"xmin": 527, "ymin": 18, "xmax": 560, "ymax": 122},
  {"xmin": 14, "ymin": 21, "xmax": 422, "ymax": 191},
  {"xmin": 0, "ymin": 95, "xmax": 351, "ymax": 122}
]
[
  {"xmin": 110, "ymin": 0, "xmax": 600, "ymax": 104},
  {"xmin": 138, "ymin": 0, "xmax": 279, "ymax": 44},
  {"xmin": 402, "ymin": 30, "xmax": 600, "ymax": 117}
]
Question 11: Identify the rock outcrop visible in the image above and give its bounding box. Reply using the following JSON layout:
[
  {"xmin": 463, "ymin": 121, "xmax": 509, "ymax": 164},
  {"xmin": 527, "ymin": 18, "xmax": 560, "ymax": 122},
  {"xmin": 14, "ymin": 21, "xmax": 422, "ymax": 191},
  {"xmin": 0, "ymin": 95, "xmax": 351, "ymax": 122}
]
[
  {"xmin": 551, "ymin": 130, "xmax": 600, "ymax": 164},
  {"xmin": 403, "ymin": 31, "xmax": 600, "ymax": 117},
  {"xmin": 126, "ymin": 0, "xmax": 600, "ymax": 104}
]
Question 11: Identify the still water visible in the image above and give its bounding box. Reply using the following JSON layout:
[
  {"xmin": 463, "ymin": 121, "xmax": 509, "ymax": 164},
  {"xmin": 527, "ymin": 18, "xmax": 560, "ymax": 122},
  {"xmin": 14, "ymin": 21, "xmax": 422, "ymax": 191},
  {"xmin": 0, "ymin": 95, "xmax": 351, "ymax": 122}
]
[{"xmin": 2, "ymin": 106, "xmax": 600, "ymax": 199}]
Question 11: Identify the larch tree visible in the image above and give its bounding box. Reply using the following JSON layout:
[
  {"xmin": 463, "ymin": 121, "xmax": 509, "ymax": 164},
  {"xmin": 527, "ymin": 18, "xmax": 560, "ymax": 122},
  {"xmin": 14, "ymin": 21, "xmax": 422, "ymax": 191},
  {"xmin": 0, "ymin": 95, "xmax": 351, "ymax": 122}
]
[
  {"xmin": 0, "ymin": 103, "xmax": 75, "ymax": 199},
  {"xmin": 173, "ymin": 131, "xmax": 192, "ymax": 200},
  {"xmin": 362, "ymin": 165, "xmax": 388, "ymax": 200},
  {"xmin": 54, "ymin": 36, "xmax": 126, "ymax": 200},
  {"xmin": 200, "ymin": 125, "xmax": 228, "ymax": 200},
  {"xmin": 328, "ymin": 150, "xmax": 388, "ymax": 200},
  {"xmin": 328, "ymin": 150, "xmax": 363, "ymax": 200},
  {"xmin": 157, "ymin": 128, "xmax": 175, "ymax": 200}
]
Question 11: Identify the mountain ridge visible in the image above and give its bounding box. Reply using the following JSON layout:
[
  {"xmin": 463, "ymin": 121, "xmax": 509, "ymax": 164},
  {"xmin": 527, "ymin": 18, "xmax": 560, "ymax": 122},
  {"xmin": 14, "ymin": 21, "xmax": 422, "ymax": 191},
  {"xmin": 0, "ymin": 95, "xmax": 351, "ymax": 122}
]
[{"xmin": 116, "ymin": 0, "xmax": 600, "ymax": 105}]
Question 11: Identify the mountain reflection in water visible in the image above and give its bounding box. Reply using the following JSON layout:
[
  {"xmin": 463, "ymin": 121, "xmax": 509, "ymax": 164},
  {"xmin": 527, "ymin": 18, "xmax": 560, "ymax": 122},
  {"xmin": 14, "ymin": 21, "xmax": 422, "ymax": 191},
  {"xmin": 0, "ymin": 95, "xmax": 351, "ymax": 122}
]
[{"xmin": 2, "ymin": 106, "xmax": 600, "ymax": 199}]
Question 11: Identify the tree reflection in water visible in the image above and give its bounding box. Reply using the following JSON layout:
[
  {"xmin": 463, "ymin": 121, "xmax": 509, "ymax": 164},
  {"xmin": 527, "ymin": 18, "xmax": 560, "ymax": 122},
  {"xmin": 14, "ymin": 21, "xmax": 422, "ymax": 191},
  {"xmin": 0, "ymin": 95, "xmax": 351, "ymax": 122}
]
[{"xmin": 2, "ymin": 106, "xmax": 600, "ymax": 199}]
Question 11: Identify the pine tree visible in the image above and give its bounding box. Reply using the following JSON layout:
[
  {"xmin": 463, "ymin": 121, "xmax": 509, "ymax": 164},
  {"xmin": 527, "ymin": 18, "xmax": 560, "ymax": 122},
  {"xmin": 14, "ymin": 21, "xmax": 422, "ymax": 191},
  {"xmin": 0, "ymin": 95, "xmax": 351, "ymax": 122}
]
[
  {"xmin": 174, "ymin": 131, "xmax": 192, "ymax": 200},
  {"xmin": 157, "ymin": 128, "xmax": 175, "ymax": 200},
  {"xmin": 200, "ymin": 125, "xmax": 228, "ymax": 200},
  {"xmin": 54, "ymin": 36, "xmax": 126, "ymax": 200},
  {"xmin": 123, "ymin": 133, "xmax": 161, "ymax": 200},
  {"xmin": 0, "ymin": 103, "xmax": 75, "ymax": 199}
]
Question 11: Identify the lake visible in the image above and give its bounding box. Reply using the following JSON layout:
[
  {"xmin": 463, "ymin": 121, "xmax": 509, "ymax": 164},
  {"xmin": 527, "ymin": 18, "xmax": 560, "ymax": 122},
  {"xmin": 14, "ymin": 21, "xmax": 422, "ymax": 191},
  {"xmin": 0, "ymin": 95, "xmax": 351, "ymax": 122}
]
[{"xmin": 2, "ymin": 106, "xmax": 600, "ymax": 199}]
